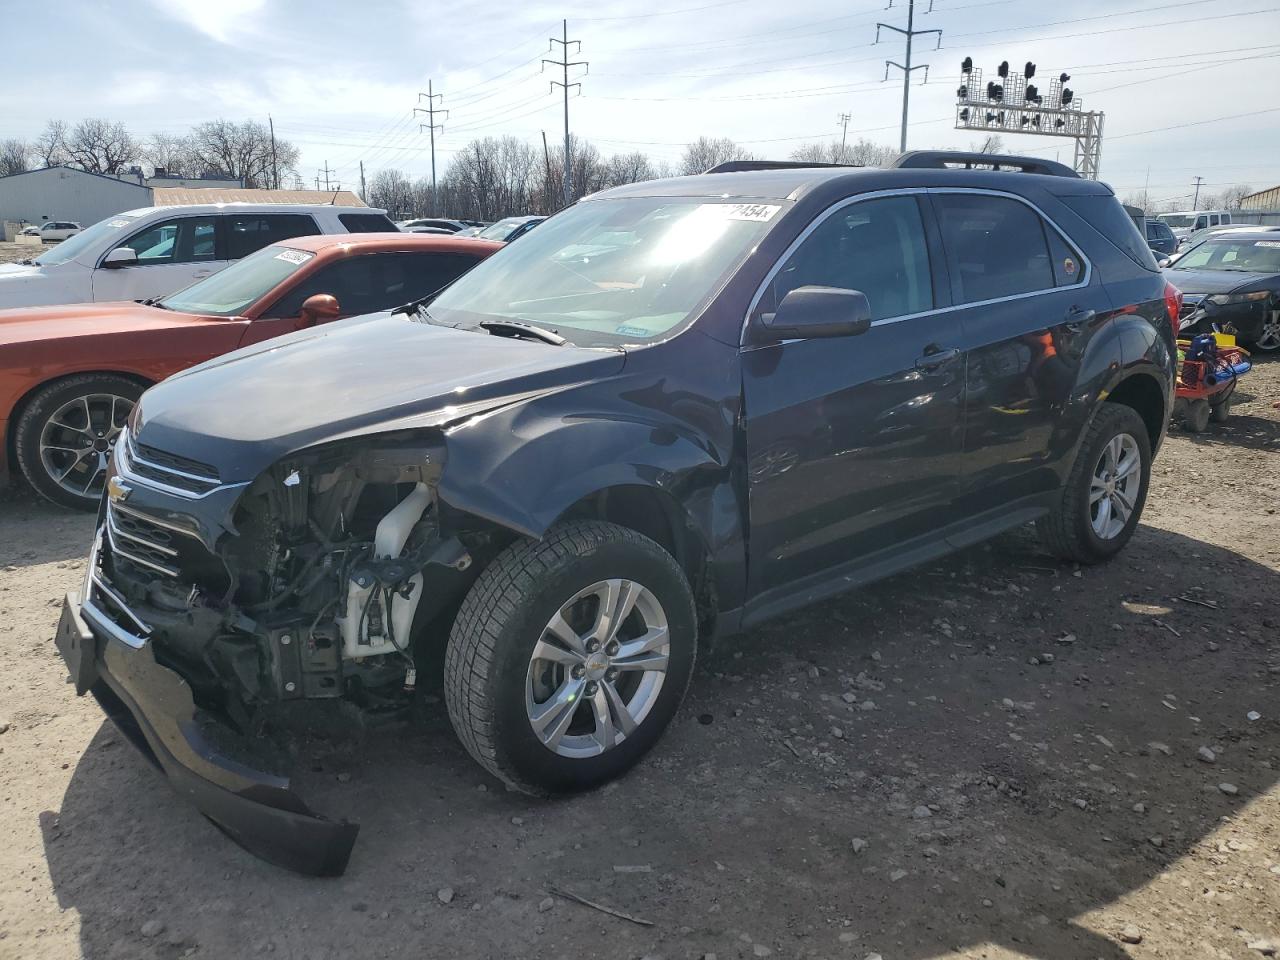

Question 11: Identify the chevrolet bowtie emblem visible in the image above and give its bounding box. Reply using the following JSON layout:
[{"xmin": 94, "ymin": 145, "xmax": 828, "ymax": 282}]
[{"xmin": 106, "ymin": 476, "xmax": 132, "ymax": 504}]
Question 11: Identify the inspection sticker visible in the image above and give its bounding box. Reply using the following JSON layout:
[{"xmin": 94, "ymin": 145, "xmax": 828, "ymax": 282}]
[
  {"xmin": 274, "ymin": 248, "xmax": 313, "ymax": 264},
  {"xmin": 716, "ymin": 203, "xmax": 782, "ymax": 222},
  {"xmin": 1255, "ymin": 240, "xmax": 1280, "ymax": 248},
  {"xmin": 107, "ymin": 219, "xmax": 131, "ymax": 228}
]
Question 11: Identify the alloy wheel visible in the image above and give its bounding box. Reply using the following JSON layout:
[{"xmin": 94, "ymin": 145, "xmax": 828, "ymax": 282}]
[
  {"xmin": 1255, "ymin": 309, "xmax": 1280, "ymax": 352},
  {"xmin": 1089, "ymin": 432, "xmax": 1140, "ymax": 540},
  {"xmin": 525, "ymin": 578, "xmax": 670, "ymax": 759},
  {"xmin": 38, "ymin": 393, "xmax": 133, "ymax": 500}
]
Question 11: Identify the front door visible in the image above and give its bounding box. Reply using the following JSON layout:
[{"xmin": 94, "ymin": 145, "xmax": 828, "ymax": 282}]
[
  {"xmin": 742, "ymin": 193, "xmax": 966, "ymax": 600},
  {"xmin": 92, "ymin": 215, "xmax": 225, "ymax": 302}
]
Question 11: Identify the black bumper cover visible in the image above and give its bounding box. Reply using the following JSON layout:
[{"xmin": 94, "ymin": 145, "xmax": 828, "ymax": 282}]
[{"xmin": 55, "ymin": 591, "xmax": 359, "ymax": 876}]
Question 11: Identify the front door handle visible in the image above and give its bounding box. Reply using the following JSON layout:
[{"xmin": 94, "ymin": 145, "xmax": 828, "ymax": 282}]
[
  {"xmin": 914, "ymin": 346, "xmax": 960, "ymax": 371},
  {"xmin": 1063, "ymin": 306, "xmax": 1097, "ymax": 333}
]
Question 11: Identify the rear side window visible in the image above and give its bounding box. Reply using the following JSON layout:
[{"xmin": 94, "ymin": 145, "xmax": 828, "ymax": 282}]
[
  {"xmin": 226, "ymin": 214, "xmax": 321, "ymax": 260},
  {"xmin": 263, "ymin": 252, "xmax": 481, "ymax": 318},
  {"xmin": 933, "ymin": 194, "xmax": 1055, "ymax": 302},
  {"xmin": 339, "ymin": 212, "xmax": 397, "ymax": 233},
  {"xmin": 760, "ymin": 195, "xmax": 933, "ymax": 321},
  {"xmin": 1059, "ymin": 195, "xmax": 1159, "ymax": 272}
]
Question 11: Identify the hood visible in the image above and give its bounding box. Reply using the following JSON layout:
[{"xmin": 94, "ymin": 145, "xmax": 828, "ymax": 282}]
[
  {"xmin": 0, "ymin": 260, "xmax": 91, "ymax": 308},
  {"xmin": 0, "ymin": 261, "xmax": 41, "ymax": 278},
  {"xmin": 135, "ymin": 312, "xmax": 626, "ymax": 484},
  {"xmin": 1162, "ymin": 267, "xmax": 1276, "ymax": 295},
  {"xmin": 0, "ymin": 301, "xmax": 215, "ymax": 349}
]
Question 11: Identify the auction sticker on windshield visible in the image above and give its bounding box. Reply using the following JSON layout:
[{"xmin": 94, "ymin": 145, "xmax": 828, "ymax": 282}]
[
  {"xmin": 274, "ymin": 249, "xmax": 313, "ymax": 264},
  {"xmin": 1256, "ymin": 241, "xmax": 1280, "ymax": 248},
  {"xmin": 712, "ymin": 203, "xmax": 781, "ymax": 222}
]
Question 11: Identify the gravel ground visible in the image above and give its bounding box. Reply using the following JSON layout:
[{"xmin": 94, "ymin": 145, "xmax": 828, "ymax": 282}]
[{"xmin": 0, "ymin": 238, "xmax": 1277, "ymax": 959}]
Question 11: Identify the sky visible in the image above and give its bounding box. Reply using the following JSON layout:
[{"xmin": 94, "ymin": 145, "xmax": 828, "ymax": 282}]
[{"xmin": 4, "ymin": 0, "xmax": 1279, "ymax": 207}]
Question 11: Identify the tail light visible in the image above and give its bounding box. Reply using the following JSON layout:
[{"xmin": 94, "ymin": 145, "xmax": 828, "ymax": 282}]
[{"xmin": 1163, "ymin": 281, "xmax": 1183, "ymax": 340}]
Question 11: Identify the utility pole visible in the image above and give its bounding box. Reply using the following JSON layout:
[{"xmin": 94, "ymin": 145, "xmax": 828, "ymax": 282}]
[
  {"xmin": 877, "ymin": 0, "xmax": 942, "ymax": 154},
  {"xmin": 359, "ymin": 160, "xmax": 366, "ymax": 204},
  {"xmin": 544, "ymin": 19, "xmax": 587, "ymax": 207},
  {"xmin": 415, "ymin": 81, "xmax": 447, "ymax": 214},
  {"xmin": 317, "ymin": 161, "xmax": 333, "ymax": 191},
  {"xmin": 837, "ymin": 112, "xmax": 851, "ymax": 162},
  {"xmin": 1192, "ymin": 176, "xmax": 1205, "ymax": 210},
  {"xmin": 268, "ymin": 114, "xmax": 278, "ymax": 190}
]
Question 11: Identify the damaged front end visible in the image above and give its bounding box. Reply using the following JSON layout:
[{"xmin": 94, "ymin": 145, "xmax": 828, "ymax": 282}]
[{"xmin": 56, "ymin": 428, "xmax": 480, "ymax": 875}]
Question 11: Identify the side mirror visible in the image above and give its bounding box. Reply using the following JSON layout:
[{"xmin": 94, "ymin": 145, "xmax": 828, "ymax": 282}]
[
  {"xmin": 1158, "ymin": 257, "xmax": 1171, "ymax": 268},
  {"xmin": 102, "ymin": 247, "xmax": 138, "ymax": 269},
  {"xmin": 760, "ymin": 285, "xmax": 873, "ymax": 341},
  {"xmin": 298, "ymin": 293, "xmax": 342, "ymax": 327}
]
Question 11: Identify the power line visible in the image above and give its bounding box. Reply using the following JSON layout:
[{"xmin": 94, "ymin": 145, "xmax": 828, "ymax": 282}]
[{"xmin": 576, "ymin": 0, "xmax": 750, "ymax": 22}]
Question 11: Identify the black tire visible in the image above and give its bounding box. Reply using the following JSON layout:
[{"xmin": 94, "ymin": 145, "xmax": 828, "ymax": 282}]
[
  {"xmin": 14, "ymin": 374, "xmax": 142, "ymax": 510},
  {"xmin": 1183, "ymin": 398, "xmax": 1211, "ymax": 433},
  {"xmin": 1209, "ymin": 397, "xmax": 1231, "ymax": 423},
  {"xmin": 1036, "ymin": 403, "xmax": 1152, "ymax": 565},
  {"xmin": 444, "ymin": 520, "xmax": 697, "ymax": 796}
]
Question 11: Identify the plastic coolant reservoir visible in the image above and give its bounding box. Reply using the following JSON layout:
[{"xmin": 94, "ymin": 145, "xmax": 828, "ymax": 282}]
[{"xmin": 338, "ymin": 483, "xmax": 432, "ymax": 659}]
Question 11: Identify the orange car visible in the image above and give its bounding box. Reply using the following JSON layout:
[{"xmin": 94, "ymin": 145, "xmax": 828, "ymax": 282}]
[{"xmin": 1, "ymin": 233, "xmax": 500, "ymax": 509}]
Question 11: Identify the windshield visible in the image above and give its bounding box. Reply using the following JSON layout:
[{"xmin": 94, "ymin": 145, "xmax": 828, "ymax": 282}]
[
  {"xmin": 1158, "ymin": 214, "xmax": 1196, "ymax": 229},
  {"xmin": 1170, "ymin": 238, "xmax": 1280, "ymax": 273},
  {"xmin": 427, "ymin": 197, "xmax": 785, "ymax": 346},
  {"xmin": 33, "ymin": 214, "xmax": 139, "ymax": 266},
  {"xmin": 476, "ymin": 218, "xmax": 528, "ymax": 240},
  {"xmin": 159, "ymin": 245, "xmax": 315, "ymax": 316}
]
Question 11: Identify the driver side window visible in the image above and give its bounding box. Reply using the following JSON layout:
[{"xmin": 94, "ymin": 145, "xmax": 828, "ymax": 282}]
[
  {"xmin": 117, "ymin": 217, "xmax": 218, "ymax": 265},
  {"xmin": 759, "ymin": 195, "xmax": 933, "ymax": 321}
]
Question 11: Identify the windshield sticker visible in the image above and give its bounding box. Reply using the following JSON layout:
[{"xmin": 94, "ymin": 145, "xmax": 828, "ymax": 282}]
[
  {"xmin": 274, "ymin": 248, "xmax": 313, "ymax": 264},
  {"xmin": 1255, "ymin": 240, "xmax": 1280, "ymax": 248},
  {"xmin": 614, "ymin": 324, "xmax": 653, "ymax": 337},
  {"xmin": 107, "ymin": 219, "xmax": 131, "ymax": 228},
  {"xmin": 711, "ymin": 203, "xmax": 782, "ymax": 222}
]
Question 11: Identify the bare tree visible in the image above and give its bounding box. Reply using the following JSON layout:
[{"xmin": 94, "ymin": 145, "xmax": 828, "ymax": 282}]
[
  {"xmin": 603, "ymin": 151, "xmax": 657, "ymax": 188},
  {"xmin": 970, "ymin": 133, "xmax": 1005, "ymax": 154},
  {"xmin": 679, "ymin": 137, "xmax": 756, "ymax": 176},
  {"xmin": 368, "ymin": 168, "xmax": 416, "ymax": 218},
  {"xmin": 140, "ymin": 132, "xmax": 201, "ymax": 177},
  {"xmin": 62, "ymin": 119, "xmax": 139, "ymax": 174},
  {"xmin": 35, "ymin": 120, "xmax": 70, "ymax": 167},
  {"xmin": 1218, "ymin": 184, "xmax": 1254, "ymax": 210},
  {"xmin": 188, "ymin": 119, "xmax": 298, "ymax": 188},
  {"xmin": 0, "ymin": 139, "xmax": 32, "ymax": 177},
  {"xmin": 790, "ymin": 138, "xmax": 896, "ymax": 166}
]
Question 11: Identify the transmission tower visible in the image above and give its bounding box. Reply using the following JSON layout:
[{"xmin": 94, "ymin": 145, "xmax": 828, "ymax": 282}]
[
  {"xmin": 877, "ymin": 0, "xmax": 942, "ymax": 154},
  {"xmin": 543, "ymin": 19, "xmax": 587, "ymax": 207},
  {"xmin": 415, "ymin": 82, "xmax": 448, "ymax": 215}
]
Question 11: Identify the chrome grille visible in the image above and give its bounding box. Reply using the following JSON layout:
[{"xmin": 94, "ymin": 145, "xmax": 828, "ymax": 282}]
[
  {"xmin": 120, "ymin": 431, "xmax": 221, "ymax": 496},
  {"xmin": 106, "ymin": 502, "xmax": 181, "ymax": 578},
  {"xmin": 1180, "ymin": 295, "xmax": 1204, "ymax": 320}
]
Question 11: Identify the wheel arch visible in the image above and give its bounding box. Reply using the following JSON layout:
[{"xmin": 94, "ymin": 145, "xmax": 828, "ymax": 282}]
[{"xmin": 1103, "ymin": 370, "xmax": 1168, "ymax": 452}]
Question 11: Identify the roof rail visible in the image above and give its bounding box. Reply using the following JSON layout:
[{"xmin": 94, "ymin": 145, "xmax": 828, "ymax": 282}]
[
  {"xmin": 891, "ymin": 151, "xmax": 1079, "ymax": 178},
  {"xmin": 704, "ymin": 160, "xmax": 862, "ymax": 174}
]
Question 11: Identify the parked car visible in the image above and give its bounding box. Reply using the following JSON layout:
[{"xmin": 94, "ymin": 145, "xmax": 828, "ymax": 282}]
[
  {"xmin": 403, "ymin": 226, "xmax": 455, "ymax": 235},
  {"xmin": 1157, "ymin": 209, "xmax": 1234, "ymax": 248},
  {"xmin": 1144, "ymin": 218, "xmax": 1178, "ymax": 258},
  {"xmin": 54, "ymin": 151, "xmax": 1175, "ymax": 875},
  {"xmin": 0, "ymin": 204, "xmax": 398, "ymax": 310},
  {"xmin": 398, "ymin": 218, "xmax": 467, "ymax": 233},
  {"xmin": 470, "ymin": 215, "xmax": 545, "ymax": 242},
  {"xmin": 1, "ymin": 233, "xmax": 499, "ymax": 508},
  {"xmin": 1164, "ymin": 228, "xmax": 1280, "ymax": 351},
  {"xmin": 19, "ymin": 221, "xmax": 83, "ymax": 242}
]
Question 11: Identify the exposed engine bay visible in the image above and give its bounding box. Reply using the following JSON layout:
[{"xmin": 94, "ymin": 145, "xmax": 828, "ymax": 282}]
[{"xmin": 104, "ymin": 438, "xmax": 484, "ymax": 730}]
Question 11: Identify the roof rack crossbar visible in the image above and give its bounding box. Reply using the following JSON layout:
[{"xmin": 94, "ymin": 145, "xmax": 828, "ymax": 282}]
[
  {"xmin": 704, "ymin": 160, "xmax": 863, "ymax": 174},
  {"xmin": 890, "ymin": 151, "xmax": 1079, "ymax": 178}
]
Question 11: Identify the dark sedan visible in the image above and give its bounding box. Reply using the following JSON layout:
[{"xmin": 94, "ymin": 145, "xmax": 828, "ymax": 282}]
[{"xmin": 1165, "ymin": 230, "xmax": 1280, "ymax": 351}]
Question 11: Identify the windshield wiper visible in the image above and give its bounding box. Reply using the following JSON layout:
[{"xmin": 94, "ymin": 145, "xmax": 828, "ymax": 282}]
[
  {"xmin": 393, "ymin": 277, "xmax": 460, "ymax": 318},
  {"xmin": 479, "ymin": 319, "xmax": 567, "ymax": 346}
]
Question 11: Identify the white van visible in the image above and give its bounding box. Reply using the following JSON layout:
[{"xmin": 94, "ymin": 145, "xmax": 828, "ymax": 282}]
[
  {"xmin": 0, "ymin": 203, "xmax": 396, "ymax": 309},
  {"xmin": 1157, "ymin": 209, "xmax": 1233, "ymax": 247}
]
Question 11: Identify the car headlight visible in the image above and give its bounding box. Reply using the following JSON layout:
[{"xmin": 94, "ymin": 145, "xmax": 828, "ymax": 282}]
[{"xmin": 1206, "ymin": 291, "xmax": 1270, "ymax": 305}]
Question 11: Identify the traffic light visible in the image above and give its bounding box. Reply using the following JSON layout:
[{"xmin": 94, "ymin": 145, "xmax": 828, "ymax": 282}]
[
  {"xmin": 987, "ymin": 81, "xmax": 1003, "ymax": 101},
  {"xmin": 1024, "ymin": 61, "xmax": 1036, "ymax": 79},
  {"xmin": 1061, "ymin": 87, "xmax": 1074, "ymax": 106},
  {"xmin": 1025, "ymin": 84, "xmax": 1040, "ymax": 104},
  {"xmin": 1059, "ymin": 72, "xmax": 1070, "ymax": 84},
  {"xmin": 961, "ymin": 57, "xmax": 973, "ymax": 74},
  {"xmin": 958, "ymin": 84, "xmax": 968, "ymax": 99},
  {"xmin": 960, "ymin": 107, "xmax": 970, "ymax": 122},
  {"xmin": 998, "ymin": 60, "xmax": 1009, "ymax": 78}
]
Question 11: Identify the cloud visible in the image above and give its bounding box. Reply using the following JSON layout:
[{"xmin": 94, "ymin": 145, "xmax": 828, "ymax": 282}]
[{"xmin": 150, "ymin": 0, "xmax": 267, "ymax": 43}]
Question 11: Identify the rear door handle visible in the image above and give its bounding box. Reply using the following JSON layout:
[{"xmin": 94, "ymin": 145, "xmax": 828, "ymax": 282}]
[
  {"xmin": 1063, "ymin": 306, "xmax": 1097, "ymax": 333},
  {"xmin": 914, "ymin": 346, "xmax": 960, "ymax": 371}
]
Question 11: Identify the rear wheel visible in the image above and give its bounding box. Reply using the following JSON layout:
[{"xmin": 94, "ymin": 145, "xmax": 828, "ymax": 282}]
[
  {"xmin": 14, "ymin": 375, "xmax": 141, "ymax": 510},
  {"xmin": 1183, "ymin": 398, "xmax": 1211, "ymax": 433},
  {"xmin": 1209, "ymin": 396, "xmax": 1232, "ymax": 423},
  {"xmin": 444, "ymin": 521, "xmax": 697, "ymax": 795},
  {"xmin": 1036, "ymin": 403, "xmax": 1151, "ymax": 565}
]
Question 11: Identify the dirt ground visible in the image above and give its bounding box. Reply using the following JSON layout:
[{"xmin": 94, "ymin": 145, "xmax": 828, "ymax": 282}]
[{"xmin": 0, "ymin": 242, "xmax": 1277, "ymax": 959}]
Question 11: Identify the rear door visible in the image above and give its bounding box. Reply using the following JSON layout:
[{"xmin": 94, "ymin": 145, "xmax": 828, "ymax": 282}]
[
  {"xmin": 927, "ymin": 190, "xmax": 1108, "ymax": 522},
  {"xmin": 741, "ymin": 193, "xmax": 966, "ymax": 597},
  {"xmin": 90, "ymin": 215, "xmax": 225, "ymax": 302},
  {"xmin": 224, "ymin": 213, "xmax": 322, "ymax": 262}
]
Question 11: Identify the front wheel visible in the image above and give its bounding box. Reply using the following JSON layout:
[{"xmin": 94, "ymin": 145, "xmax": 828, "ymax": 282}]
[
  {"xmin": 14, "ymin": 374, "xmax": 142, "ymax": 510},
  {"xmin": 444, "ymin": 521, "xmax": 697, "ymax": 795},
  {"xmin": 1252, "ymin": 308, "xmax": 1280, "ymax": 352},
  {"xmin": 1036, "ymin": 403, "xmax": 1152, "ymax": 565}
]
